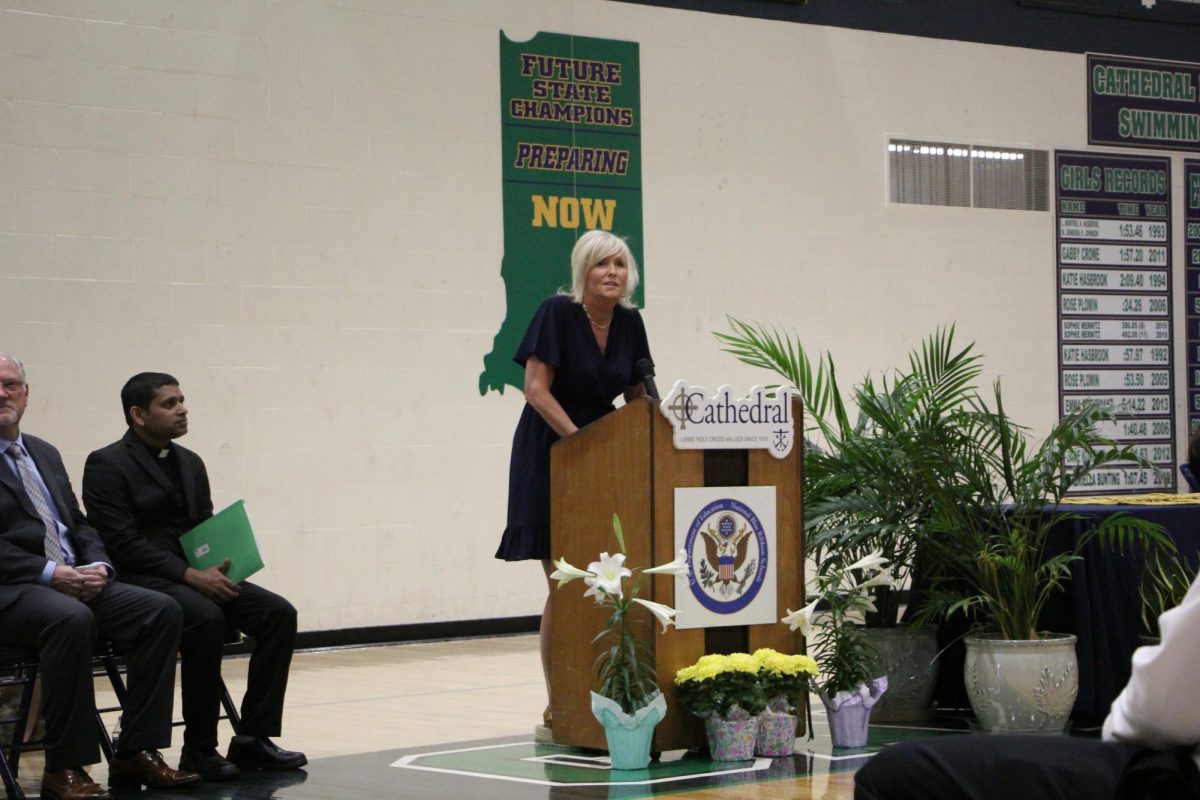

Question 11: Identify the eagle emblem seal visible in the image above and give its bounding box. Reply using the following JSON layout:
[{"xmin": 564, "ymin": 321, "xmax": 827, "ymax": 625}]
[{"xmin": 684, "ymin": 498, "xmax": 768, "ymax": 614}]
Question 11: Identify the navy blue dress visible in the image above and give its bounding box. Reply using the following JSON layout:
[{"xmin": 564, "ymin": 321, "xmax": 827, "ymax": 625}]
[{"xmin": 496, "ymin": 295, "xmax": 652, "ymax": 561}]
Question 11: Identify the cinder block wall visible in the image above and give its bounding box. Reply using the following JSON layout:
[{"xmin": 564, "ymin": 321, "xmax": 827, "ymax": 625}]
[{"xmin": 0, "ymin": 1, "xmax": 1147, "ymax": 631}]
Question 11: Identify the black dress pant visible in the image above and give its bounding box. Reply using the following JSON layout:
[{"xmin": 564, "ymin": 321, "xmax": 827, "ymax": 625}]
[
  {"xmin": 854, "ymin": 734, "xmax": 1200, "ymax": 800},
  {"xmin": 0, "ymin": 581, "xmax": 181, "ymax": 771},
  {"xmin": 121, "ymin": 576, "xmax": 297, "ymax": 749}
]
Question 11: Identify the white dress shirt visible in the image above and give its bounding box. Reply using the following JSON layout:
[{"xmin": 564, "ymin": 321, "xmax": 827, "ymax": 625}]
[{"xmin": 1103, "ymin": 571, "xmax": 1200, "ymax": 771}]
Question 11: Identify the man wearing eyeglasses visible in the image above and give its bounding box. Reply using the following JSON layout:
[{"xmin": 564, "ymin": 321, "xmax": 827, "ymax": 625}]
[{"xmin": 0, "ymin": 354, "xmax": 199, "ymax": 800}]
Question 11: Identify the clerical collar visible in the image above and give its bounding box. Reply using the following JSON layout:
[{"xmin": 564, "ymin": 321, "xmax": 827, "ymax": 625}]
[{"xmin": 138, "ymin": 437, "xmax": 172, "ymax": 460}]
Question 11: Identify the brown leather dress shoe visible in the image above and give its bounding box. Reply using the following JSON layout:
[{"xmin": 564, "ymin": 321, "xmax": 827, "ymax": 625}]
[
  {"xmin": 107, "ymin": 750, "xmax": 201, "ymax": 789},
  {"xmin": 41, "ymin": 768, "xmax": 111, "ymax": 800}
]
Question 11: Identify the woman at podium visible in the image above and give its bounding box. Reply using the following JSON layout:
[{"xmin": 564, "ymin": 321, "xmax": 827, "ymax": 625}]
[{"xmin": 495, "ymin": 229, "xmax": 654, "ymax": 732}]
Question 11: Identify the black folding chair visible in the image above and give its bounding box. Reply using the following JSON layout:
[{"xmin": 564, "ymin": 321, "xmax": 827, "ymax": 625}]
[
  {"xmin": 0, "ymin": 632, "xmax": 243, "ymax": 799},
  {"xmin": 0, "ymin": 643, "xmax": 152, "ymax": 800},
  {"xmin": 0, "ymin": 646, "xmax": 38, "ymax": 800},
  {"xmin": 96, "ymin": 632, "xmax": 243, "ymax": 749}
]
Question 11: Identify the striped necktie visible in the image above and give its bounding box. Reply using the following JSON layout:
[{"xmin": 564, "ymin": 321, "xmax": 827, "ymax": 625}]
[{"xmin": 6, "ymin": 442, "xmax": 66, "ymax": 563}]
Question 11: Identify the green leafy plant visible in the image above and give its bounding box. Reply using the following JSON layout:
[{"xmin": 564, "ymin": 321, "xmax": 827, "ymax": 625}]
[
  {"xmin": 674, "ymin": 652, "xmax": 768, "ymax": 720},
  {"xmin": 714, "ymin": 316, "xmax": 852, "ymax": 445},
  {"xmin": 716, "ymin": 320, "xmax": 981, "ymax": 627},
  {"xmin": 915, "ymin": 384, "xmax": 1172, "ymax": 640},
  {"xmin": 550, "ymin": 514, "xmax": 686, "ymax": 714},
  {"xmin": 754, "ymin": 648, "xmax": 819, "ymax": 713},
  {"xmin": 1139, "ymin": 539, "xmax": 1197, "ymax": 638}
]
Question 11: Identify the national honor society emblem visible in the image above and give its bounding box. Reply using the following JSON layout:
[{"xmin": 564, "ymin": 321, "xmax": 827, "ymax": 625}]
[{"xmin": 684, "ymin": 498, "xmax": 768, "ymax": 614}]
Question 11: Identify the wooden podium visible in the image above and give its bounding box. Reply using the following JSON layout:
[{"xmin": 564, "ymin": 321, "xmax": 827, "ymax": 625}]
[{"xmin": 548, "ymin": 397, "xmax": 803, "ymax": 752}]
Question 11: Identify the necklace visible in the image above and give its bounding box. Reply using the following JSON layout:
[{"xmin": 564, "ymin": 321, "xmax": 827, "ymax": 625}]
[{"xmin": 583, "ymin": 303, "xmax": 612, "ymax": 331}]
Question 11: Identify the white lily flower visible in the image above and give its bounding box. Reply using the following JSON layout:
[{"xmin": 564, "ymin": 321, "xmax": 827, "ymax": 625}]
[
  {"xmin": 632, "ymin": 598, "xmax": 678, "ymax": 631},
  {"xmin": 781, "ymin": 609, "xmax": 811, "ymax": 638},
  {"xmin": 582, "ymin": 581, "xmax": 612, "ymax": 604},
  {"xmin": 781, "ymin": 596, "xmax": 820, "ymax": 637},
  {"xmin": 549, "ymin": 557, "xmax": 592, "ymax": 588},
  {"xmin": 856, "ymin": 567, "xmax": 895, "ymax": 590},
  {"xmin": 643, "ymin": 550, "xmax": 689, "ymax": 576},
  {"xmin": 847, "ymin": 549, "xmax": 889, "ymax": 573},
  {"xmin": 855, "ymin": 589, "xmax": 879, "ymax": 614},
  {"xmin": 585, "ymin": 552, "xmax": 631, "ymax": 600}
]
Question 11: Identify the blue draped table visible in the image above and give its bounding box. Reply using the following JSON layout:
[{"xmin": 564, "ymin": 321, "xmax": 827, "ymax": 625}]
[
  {"xmin": 1037, "ymin": 500, "xmax": 1200, "ymax": 724},
  {"xmin": 931, "ymin": 498, "xmax": 1200, "ymax": 725}
]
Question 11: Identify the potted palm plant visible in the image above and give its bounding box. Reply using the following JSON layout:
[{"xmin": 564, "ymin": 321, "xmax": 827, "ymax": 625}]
[
  {"xmin": 914, "ymin": 384, "xmax": 1171, "ymax": 733},
  {"xmin": 716, "ymin": 321, "xmax": 980, "ymax": 721},
  {"xmin": 1138, "ymin": 538, "xmax": 1196, "ymax": 644}
]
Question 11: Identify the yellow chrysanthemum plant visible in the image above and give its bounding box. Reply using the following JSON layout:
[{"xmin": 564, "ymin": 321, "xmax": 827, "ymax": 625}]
[
  {"xmin": 550, "ymin": 513, "xmax": 687, "ymax": 717},
  {"xmin": 753, "ymin": 648, "xmax": 818, "ymax": 715},
  {"xmin": 673, "ymin": 652, "xmax": 768, "ymax": 722}
]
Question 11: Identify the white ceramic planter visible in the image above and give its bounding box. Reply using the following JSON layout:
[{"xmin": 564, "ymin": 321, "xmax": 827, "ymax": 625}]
[{"xmin": 964, "ymin": 632, "xmax": 1078, "ymax": 734}]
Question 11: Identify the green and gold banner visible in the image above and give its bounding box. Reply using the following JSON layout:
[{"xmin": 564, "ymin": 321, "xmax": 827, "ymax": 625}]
[{"xmin": 479, "ymin": 31, "xmax": 643, "ymax": 395}]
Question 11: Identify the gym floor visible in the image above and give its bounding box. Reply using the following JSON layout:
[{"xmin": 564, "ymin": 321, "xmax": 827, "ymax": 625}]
[{"xmin": 10, "ymin": 635, "xmax": 966, "ymax": 799}]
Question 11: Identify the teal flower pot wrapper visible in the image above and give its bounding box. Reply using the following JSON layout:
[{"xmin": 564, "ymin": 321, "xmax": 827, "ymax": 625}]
[
  {"xmin": 705, "ymin": 715, "xmax": 759, "ymax": 761},
  {"xmin": 755, "ymin": 710, "xmax": 797, "ymax": 757},
  {"xmin": 590, "ymin": 691, "xmax": 667, "ymax": 770},
  {"xmin": 819, "ymin": 676, "xmax": 888, "ymax": 749}
]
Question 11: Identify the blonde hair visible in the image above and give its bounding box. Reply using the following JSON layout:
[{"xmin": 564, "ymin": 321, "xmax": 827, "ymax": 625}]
[{"xmin": 564, "ymin": 230, "xmax": 639, "ymax": 308}]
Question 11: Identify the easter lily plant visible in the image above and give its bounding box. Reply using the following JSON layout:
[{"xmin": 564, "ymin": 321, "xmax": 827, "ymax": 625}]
[
  {"xmin": 550, "ymin": 514, "xmax": 686, "ymax": 715},
  {"xmin": 782, "ymin": 550, "xmax": 892, "ymax": 709}
]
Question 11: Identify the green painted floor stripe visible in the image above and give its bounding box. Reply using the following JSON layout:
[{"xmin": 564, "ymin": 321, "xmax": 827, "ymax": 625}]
[
  {"xmin": 390, "ymin": 726, "xmax": 965, "ymax": 788},
  {"xmin": 393, "ymin": 741, "xmax": 771, "ymax": 787}
]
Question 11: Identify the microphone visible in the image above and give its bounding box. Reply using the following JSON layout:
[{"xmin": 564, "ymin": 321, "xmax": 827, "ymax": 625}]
[{"xmin": 635, "ymin": 358, "xmax": 659, "ymax": 400}]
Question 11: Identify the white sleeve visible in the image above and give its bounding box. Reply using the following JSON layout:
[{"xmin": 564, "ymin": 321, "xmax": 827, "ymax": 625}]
[{"xmin": 1102, "ymin": 573, "xmax": 1200, "ymax": 747}]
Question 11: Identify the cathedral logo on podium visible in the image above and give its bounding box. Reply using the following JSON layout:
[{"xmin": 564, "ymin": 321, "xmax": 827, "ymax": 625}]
[
  {"xmin": 659, "ymin": 381, "xmax": 796, "ymax": 459},
  {"xmin": 674, "ymin": 487, "xmax": 777, "ymax": 629}
]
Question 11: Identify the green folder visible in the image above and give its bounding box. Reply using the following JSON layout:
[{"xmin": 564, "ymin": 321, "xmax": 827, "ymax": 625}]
[{"xmin": 179, "ymin": 500, "xmax": 264, "ymax": 584}]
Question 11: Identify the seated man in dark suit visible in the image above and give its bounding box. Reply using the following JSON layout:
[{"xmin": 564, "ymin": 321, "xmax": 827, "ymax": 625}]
[
  {"xmin": 82, "ymin": 372, "xmax": 305, "ymax": 782},
  {"xmin": 0, "ymin": 354, "xmax": 199, "ymax": 800}
]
